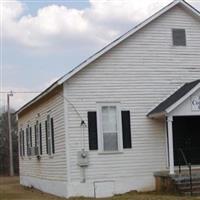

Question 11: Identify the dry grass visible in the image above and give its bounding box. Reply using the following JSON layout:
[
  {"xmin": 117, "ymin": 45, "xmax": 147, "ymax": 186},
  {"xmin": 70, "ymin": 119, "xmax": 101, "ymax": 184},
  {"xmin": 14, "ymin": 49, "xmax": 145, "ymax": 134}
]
[
  {"xmin": 0, "ymin": 176, "xmax": 199, "ymax": 200},
  {"xmin": 0, "ymin": 177, "xmax": 65, "ymax": 200}
]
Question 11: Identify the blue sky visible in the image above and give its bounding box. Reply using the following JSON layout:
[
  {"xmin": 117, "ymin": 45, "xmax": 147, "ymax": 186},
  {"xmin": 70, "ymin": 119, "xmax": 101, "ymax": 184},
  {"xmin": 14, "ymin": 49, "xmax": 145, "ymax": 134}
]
[
  {"xmin": 1, "ymin": 0, "xmax": 200, "ymax": 110},
  {"xmin": 23, "ymin": 1, "xmax": 90, "ymax": 14}
]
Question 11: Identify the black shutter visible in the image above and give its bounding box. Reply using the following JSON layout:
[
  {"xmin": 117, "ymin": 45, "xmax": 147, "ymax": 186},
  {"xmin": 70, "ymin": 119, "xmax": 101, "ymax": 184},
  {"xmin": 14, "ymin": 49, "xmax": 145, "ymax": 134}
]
[
  {"xmin": 34, "ymin": 125, "xmax": 37, "ymax": 147},
  {"xmin": 39, "ymin": 123, "xmax": 42, "ymax": 155},
  {"xmin": 88, "ymin": 112, "xmax": 98, "ymax": 150},
  {"xmin": 30, "ymin": 127, "xmax": 32, "ymax": 147},
  {"xmin": 22, "ymin": 130, "xmax": 25, "ymax": 156},
  {"xmin": 122, "ymin": 111, "xmax": 132, "ymax": 148},
  {"xmin": 45, "ymin": 120, "xmax": 48, "ymax": 154},
  {"xmin": 51, "ymin": 118, "xmax": 55, "ymax": 154}
]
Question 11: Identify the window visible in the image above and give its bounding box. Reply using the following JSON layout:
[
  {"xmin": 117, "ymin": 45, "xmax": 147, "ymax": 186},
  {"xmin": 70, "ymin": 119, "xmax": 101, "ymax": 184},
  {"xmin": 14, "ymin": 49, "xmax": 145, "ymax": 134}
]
[
  {"xmin": 88, "ymin": 108, "xmax": 132, "ymax": 151},
  {"xmin": 102, "ymin": 106, "xmax": 118, "ymax": 151},
  {"xmin": 172, "ymin": 29, "xmax": 186, "ymax": 46},
  {"xmin": 35, "ymin": 121, "xmax": 38, "ymax": 148},
  {"xmin": 35, "ymin": 121, "xmax": 42, "ymax": 155},
  {"xmin": 26, "ymin": 125, "xmax": 32, "ymax": 156},
  {"xmin": 97, "ymin": 104, "xmax": 122, "ymax": 152},
  {"xmin": 45, "ymin": 115, "xmax": 55, "ymax": 155}
]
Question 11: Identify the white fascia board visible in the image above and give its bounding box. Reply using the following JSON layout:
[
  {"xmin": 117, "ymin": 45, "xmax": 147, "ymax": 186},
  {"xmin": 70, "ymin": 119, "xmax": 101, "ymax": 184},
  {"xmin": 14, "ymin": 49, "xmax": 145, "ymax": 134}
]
[
  {"xmin": 166, "ymin": 83, "xmax": 200, "ymax": 114},
  {"xmin": 181, "ymin": 0, "xmax": 200, "ymax": 17},
  {"xmin": 58, "ymin": 0, "xmax": 187, "ymax": 85}
]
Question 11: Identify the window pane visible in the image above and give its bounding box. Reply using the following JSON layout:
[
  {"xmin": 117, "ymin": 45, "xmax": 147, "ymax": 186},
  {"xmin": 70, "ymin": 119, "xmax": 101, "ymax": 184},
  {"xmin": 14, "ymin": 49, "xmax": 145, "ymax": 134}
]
[
  {"xmin": 103, "ymin": 132, "xmax": 118, "ymax": 151},
  {"xmin": 102, "ymin": 106, "xmax": 118, "ymax": 151},
  {"xmin": 47, "ymin": 115, "xmax": 51, "ymax": 138},
  {"xmin": 172, "ymin": 29, "xmax": 186, "ymax": 46},
  {"xmin": 48, "ymin": 139, "xmax": 51, "ymax": 155},
  {"xmin": 102, "ymin": 106, "xmax": 117, "ymax": 132}
]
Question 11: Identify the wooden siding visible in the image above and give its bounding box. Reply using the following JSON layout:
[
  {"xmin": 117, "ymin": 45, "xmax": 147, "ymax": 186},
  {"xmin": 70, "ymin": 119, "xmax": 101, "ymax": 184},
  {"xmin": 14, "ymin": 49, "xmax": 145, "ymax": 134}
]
[
  {"xmin": 64, "ymin": 5, "xmax": 200, "ymax": 183},
  {"xmin": 18, "ymin": 87, "xmax": 67, "ymax": 181}
]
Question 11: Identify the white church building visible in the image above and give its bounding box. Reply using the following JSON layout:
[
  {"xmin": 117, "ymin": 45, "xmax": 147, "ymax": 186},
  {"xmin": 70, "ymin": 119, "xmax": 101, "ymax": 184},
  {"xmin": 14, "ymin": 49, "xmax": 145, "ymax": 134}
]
[{"xmin": 16, "ymin": 0, "xmax": 200, "ymax": 198}]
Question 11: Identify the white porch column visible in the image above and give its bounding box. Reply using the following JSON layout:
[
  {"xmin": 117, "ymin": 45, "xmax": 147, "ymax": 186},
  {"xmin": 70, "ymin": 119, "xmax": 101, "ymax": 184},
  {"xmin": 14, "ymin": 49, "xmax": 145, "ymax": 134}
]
[{"xmin": 167, "ymin": 116, "xmax": 175, "ymax": 175}]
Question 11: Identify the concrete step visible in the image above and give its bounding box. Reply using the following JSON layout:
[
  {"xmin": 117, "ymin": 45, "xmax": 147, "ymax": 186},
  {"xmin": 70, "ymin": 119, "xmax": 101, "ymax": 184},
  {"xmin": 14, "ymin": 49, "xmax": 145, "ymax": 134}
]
[
  {"xmin": 183, "ymin": 191, "xmax": 200, "ymax": 196},
  {"xmin": 178, "ymin": 185, "xmax": 200, "ymax": 191},
  {"xmin": 176, "ymin": 179, "xmax": 200, "ymax": 185},
  {"xmin": 173, "ymin": 175, "xmax": 200, "ymax": 196},
  {"xmin": 173, "ymin": 177, "xmax": 200, "ymax": 183}
]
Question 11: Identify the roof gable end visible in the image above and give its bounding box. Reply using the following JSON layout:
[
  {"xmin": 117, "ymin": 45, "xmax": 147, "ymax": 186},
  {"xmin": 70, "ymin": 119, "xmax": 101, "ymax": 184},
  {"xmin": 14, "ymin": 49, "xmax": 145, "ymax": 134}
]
[
  {"xmin": 58, "ymin": 0, "xmax": 200, "ymax": 84},
  {"xmin": 148, "ymin": 80, "xmax": 200, "ymax": 117}
]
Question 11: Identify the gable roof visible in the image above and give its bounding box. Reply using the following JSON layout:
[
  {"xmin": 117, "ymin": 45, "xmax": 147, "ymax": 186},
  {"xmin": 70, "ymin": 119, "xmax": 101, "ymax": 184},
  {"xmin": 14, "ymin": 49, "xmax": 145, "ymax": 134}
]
[
  {"xmin": 147, "ymin": 80, "xmax": 200, "ymax": 117},
  {"xmin": 58, "ymin": 0, "xmax": 200, "ymax": 85},
  {"xmin": 16, "ymin": 0, "xmax": 200, "ymax": 116}
]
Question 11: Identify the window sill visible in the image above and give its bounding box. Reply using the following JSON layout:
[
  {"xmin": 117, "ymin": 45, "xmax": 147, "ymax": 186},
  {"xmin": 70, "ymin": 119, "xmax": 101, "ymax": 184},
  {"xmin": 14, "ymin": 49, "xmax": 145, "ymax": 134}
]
[{"xmin": 98, "ymin": 151, "xmax": 123, "ymax": 155}]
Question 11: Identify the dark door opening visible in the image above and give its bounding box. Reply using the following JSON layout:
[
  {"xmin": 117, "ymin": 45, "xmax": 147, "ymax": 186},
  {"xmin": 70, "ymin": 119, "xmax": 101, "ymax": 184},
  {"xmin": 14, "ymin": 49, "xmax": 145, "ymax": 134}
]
[{"xmin": 173, "ymin": 116, "xmax": 200, "ymax": 166}]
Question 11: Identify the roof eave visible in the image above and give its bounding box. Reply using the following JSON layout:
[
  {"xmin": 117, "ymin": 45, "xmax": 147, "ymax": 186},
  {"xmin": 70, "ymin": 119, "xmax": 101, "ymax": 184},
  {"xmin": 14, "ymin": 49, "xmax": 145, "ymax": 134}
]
[
  {"xmin": 166, "ymin": 82, "xmax": 200, "ymax": 114},
  {"xmin": 15, "ymin": 81, "xmax": 60, "ymax": 116},
  {"xmin": 147, "ymin": 111, "xmax": 167, "ymax": 118},
  {"xmin": 148, "ymin": 81, "xmax": 200, "ymax": 118}
]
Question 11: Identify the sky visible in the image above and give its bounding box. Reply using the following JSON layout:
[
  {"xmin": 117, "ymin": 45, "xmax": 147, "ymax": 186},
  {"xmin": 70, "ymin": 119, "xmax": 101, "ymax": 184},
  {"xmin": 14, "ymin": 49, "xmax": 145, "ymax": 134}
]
[{"xmin": 1, "ymin": 0, "xmax": 200, "ymax": 112}]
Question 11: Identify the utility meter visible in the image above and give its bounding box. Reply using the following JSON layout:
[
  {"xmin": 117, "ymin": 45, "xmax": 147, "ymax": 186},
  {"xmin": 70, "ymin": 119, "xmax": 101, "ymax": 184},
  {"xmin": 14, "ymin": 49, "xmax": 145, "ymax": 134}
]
[{"xmin": 77, "ymin": 149, "xmax": 89, "ymax": 167}]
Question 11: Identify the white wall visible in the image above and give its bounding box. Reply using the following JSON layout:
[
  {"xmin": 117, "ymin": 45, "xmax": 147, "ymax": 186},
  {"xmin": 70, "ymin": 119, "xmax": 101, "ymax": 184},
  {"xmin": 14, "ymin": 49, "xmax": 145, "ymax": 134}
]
[
  {"xmin": 20, "ymin": 175, "xmax": 68, "ymax": 198},
  {"xmin": 17, "ymin": 3, "xmax": 200, "ymax": 198},
  {"xmin": 63, "ymin": 4, "xmax": 200, "ymax": 197},
  {"xmin": 18, "ymin": 88, "xmax": 68, "ymax": 197}
]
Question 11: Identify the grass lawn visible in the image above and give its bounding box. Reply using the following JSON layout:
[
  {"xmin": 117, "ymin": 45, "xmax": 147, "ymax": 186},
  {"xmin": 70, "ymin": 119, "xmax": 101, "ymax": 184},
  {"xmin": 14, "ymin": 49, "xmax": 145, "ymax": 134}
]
[{"xmin": 0, "ymin": 176, "xmax": 199, "ymax": 200}]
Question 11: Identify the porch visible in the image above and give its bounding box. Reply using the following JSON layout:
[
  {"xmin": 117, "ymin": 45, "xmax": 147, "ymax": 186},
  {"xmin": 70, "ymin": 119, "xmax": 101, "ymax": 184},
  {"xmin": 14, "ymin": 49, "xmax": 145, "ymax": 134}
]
[{"xmin": 148, "ymin": 80, "xmax": 200, "ymax": 175}]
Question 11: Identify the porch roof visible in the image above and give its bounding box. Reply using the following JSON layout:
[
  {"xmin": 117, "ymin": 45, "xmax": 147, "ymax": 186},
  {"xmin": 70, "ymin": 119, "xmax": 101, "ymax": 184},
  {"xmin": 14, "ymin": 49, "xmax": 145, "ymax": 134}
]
[{"xmin": 147, "ymin": 80, "xmax": 200, "ymax": 118}]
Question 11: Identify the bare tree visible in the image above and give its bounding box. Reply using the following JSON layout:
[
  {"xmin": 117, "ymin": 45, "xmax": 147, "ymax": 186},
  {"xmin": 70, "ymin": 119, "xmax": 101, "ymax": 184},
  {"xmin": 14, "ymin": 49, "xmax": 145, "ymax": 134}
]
[{"xmin": 0, "ymin": 110, "xmax": 18, "ymax": 175}]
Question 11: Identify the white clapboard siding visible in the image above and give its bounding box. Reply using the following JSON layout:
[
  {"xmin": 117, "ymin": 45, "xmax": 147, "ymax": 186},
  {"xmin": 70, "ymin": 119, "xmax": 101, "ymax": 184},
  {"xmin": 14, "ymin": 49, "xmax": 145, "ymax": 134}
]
[
  {"xmin": 64, "ymin": 5, "xmax": 200, "ymax": 182},
  {"xmin": 18, "ymin": 89, "xmax": 67, "ymax": 181}
]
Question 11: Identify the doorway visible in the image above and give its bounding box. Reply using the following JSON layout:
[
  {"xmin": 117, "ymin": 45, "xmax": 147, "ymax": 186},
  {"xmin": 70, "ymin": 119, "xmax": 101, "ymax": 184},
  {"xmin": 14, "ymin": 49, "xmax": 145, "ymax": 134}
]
[{"xmin": 173, "ymin": 116, "xmax": 200, "ymax": 166}]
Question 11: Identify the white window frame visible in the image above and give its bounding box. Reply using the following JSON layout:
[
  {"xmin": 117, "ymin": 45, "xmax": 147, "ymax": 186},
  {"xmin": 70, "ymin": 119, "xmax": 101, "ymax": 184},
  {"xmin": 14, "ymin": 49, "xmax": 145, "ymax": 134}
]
[{"xmin": 97, "ymin": 103, "xmax": 123, "ymax": 153}]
